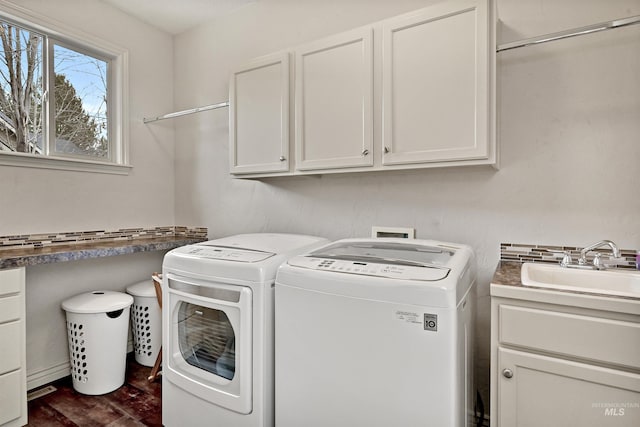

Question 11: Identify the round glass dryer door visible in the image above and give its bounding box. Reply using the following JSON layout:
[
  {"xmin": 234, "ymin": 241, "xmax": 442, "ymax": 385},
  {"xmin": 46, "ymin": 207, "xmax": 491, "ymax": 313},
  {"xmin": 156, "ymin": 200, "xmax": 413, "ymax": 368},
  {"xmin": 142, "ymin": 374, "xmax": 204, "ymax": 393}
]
[
  {"xmin": 178, "ymin": 302, "xmax": 236, "ymax": 380},
  {"xmin": 165, "ymin": 274, "xmax": 252, "ymax": 414}
]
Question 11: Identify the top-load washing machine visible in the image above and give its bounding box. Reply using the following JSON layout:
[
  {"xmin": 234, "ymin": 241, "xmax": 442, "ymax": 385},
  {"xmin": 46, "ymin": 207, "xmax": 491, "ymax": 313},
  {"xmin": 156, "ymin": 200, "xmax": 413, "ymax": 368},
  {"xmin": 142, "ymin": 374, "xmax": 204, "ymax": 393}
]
[
  {"xmin": 275, "ymin": 238, "xmax": 476, "ymax": 427},
  {"xmin": 161, "ymin": 233, "xmax": 328, "ymax": 427}
]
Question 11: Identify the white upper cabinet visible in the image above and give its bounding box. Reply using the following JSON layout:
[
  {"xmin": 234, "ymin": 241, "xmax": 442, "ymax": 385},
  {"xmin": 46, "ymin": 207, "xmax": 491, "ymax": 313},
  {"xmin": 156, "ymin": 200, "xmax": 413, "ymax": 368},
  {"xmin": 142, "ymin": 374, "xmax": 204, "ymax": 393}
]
[
  {"xmin": 229, "ymin": 52, "xmax": 290, "ymax": 175},
  {"xmin": 229, "ymin": 0, "xmax": 495, "ymax": 178},
  {"xmin": 381, "ymin": 0, "xmax": 493, "ymax": 166},
  {"xmin": 295, "ymin": 27, "xmax": 373, "ymax": 171}
]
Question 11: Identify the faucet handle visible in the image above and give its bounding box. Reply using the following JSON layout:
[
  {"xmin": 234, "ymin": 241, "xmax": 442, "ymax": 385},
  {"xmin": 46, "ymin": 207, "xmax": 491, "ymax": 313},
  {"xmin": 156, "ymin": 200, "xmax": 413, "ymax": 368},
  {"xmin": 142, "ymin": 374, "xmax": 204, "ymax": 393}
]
[
  {"xmin": 592, "ymin": 253, "xmax": 602, "ymax": 269},
  {"xmin": 560, "ymin": 251, "xmax": 573, "ymax": 267}
]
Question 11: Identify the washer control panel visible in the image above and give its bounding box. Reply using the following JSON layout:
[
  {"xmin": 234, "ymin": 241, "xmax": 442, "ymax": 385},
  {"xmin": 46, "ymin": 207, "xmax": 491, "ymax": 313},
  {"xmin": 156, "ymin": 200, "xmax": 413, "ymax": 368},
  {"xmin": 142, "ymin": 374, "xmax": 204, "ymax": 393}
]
[{"xmin": 288, "ymin": 257, "xmax": 449, "ymax": 281}]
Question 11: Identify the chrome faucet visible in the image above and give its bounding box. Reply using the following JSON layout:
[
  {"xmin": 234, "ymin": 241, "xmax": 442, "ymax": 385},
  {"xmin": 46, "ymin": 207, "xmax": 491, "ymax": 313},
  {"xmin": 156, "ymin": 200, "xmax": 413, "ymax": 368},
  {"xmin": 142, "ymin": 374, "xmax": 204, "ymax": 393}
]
[{"xmin": 578, "ymin": 240, "xmax": 621, "ymax": 267}]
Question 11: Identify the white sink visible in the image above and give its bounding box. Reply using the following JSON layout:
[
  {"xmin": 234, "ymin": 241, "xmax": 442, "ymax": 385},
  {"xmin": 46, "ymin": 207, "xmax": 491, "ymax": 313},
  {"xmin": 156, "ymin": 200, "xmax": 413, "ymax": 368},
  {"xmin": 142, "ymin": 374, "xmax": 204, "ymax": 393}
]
[{"xmin": 521, "ymin": 263, "xmax": 640, "ymax": 298}]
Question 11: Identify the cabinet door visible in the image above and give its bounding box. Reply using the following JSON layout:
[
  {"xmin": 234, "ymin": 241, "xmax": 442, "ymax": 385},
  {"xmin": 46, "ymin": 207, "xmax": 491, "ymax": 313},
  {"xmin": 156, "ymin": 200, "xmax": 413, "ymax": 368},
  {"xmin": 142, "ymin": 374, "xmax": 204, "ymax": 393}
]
[
  {"xmin": 0, "ymin": 267, "xmax": 26, "ymax": 427},
  {"xmin": 0, "ymin": 322, "xmax": 21, "ymax": 375},
  {"xmin": 229, "ymin": 52, "xmax": 290, "ymax": 174},
  {"xmin": 497, "ymin": 348, "xmax": 640, "ymax": 427},
  {"xmin": 295, "ymin": 27, "xmax": 373, "ymax": 171},
  {"xmin": 382, "ymin": 0, "xmax": 491, "ymax": 165},
  {"xmin": 0, "ymin": 371, "xmax": 23, "ymax": 426}
]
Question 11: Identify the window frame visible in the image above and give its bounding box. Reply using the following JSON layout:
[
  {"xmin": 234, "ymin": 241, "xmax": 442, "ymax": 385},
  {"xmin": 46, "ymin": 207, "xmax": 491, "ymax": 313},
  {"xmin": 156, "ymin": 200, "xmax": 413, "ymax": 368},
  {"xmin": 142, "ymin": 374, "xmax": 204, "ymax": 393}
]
[{"xmin": 0, "ymin": 4, "xmax": 130, "ymax": 175}]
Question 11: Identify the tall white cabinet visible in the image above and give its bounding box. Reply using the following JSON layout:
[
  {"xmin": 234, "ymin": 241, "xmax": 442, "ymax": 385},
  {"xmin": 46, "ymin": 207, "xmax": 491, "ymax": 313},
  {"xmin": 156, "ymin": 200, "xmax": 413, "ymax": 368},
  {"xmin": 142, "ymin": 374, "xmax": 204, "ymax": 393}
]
[
  {"xmin": 0, "ymin": 267, "xmax": 27, "ymax": 427},
  {"xmin": 229, "ymin": 0, "xmax": 495, "ymax": 178}
]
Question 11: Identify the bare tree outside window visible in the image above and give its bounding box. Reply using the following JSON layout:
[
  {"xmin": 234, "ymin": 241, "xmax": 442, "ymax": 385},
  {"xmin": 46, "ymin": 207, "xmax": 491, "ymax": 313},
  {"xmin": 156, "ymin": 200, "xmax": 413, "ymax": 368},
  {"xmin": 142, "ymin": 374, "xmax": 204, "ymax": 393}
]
[
  {"xmin": 0, "ymin": 20, "xmax": 109, "ymax": 159},
  {"xmin": 0, "ymin": 23, "xmax": 42, "ymax": 154},
  {"xmin": 54, "ymin": 45, "xmax": 108, "ymax": 158}
]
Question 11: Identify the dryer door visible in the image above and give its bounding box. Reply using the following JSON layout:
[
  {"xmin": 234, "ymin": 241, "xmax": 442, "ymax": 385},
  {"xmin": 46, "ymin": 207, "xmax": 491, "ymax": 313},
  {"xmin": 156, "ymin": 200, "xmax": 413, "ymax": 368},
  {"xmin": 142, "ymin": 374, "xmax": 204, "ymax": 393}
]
[{"xmin": 165, "ymin": 274, "xmax": 252, "ymax": 414}]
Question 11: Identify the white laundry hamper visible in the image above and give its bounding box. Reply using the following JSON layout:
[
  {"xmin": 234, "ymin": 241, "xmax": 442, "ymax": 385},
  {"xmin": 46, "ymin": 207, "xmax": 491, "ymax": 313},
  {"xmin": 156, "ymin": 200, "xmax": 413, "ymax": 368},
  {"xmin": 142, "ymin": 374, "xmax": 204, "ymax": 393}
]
[
  {"xmin": 62, "ymin": 291, "xmax": 133, "ymax": 395},
  {"xmin": 126, "ymin": 279, "xmax": 162, "ymax": 367}
]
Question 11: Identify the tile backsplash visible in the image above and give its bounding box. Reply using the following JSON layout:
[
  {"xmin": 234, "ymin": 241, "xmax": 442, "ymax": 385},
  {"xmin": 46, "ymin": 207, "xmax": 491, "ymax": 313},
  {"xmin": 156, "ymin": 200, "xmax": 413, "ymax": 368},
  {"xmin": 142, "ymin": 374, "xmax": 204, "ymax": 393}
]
[
  {"xmin": 501, "ymin": 243, "xmax": 637, "ymax": 270},
  {"xmin": 0, "ymin": 226, "xmax": 208, "ymax": 251}
]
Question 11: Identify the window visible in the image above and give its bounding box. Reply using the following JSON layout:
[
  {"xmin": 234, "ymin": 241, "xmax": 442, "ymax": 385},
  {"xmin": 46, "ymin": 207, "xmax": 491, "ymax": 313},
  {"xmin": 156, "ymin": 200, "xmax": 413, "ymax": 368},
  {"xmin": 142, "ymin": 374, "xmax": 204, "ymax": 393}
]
[
  {"xmin": 52, "ymin": 43, "xmax": 109, "ymax": 159},
  {"xmin": 0, "ymin": 8, "xmax": 128, "ymax": 173}
]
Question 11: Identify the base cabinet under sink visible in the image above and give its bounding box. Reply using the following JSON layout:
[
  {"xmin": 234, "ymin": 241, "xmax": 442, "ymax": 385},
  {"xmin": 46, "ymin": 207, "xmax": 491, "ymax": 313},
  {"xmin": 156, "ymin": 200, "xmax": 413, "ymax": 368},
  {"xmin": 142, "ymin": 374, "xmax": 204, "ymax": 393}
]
[{"xmin": 490, "ymin": 295, "xmax": 640, "ymax": 427}]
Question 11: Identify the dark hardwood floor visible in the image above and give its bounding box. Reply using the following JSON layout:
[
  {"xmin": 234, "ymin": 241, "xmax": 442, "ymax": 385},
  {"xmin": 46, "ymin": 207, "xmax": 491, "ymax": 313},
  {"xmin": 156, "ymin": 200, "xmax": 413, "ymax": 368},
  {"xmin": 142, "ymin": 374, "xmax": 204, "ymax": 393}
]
[{"xmin": 27, "ymin": 356, "xmax": 161, "ymax": 426}]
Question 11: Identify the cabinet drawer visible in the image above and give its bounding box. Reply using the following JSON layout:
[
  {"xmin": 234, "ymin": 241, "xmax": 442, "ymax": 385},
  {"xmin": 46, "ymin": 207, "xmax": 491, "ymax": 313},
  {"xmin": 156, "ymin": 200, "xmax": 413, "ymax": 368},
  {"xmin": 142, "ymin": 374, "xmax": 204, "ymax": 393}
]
[
  {"xmin": 499, "ymin": 305, "xmax": 640, "ymax": 369},
  {"xmin": 0, "ymin": 268, "xmax": 22, "ymax": 296},
  {"xmin": 0, "ymin": 369, "xmax": 23, "ymax": 425},
  {"xmin": 0, "ymin": 321, "xmax": 21, "ymax": 375},
  {"xmin": 0, "ymin": 295, "xmax": 21, "ymax": 324}
]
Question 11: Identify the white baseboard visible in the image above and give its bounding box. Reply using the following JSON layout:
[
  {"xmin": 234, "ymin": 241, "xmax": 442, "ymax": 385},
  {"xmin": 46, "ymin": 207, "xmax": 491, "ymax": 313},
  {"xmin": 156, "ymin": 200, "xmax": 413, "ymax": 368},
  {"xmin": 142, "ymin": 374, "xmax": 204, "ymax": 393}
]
[
  {"xmin": 27, "ymin": 361, "xmax": 70, "ymax": 391},
  {"xmin": 28, "ymin": 339, "xmax": 134, "ymax": 391}
]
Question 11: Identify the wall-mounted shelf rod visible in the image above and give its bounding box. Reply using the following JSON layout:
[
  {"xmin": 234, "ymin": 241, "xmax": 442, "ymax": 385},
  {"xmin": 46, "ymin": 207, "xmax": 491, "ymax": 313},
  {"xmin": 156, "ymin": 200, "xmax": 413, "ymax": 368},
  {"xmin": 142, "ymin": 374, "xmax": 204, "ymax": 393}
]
[
  {"xmin": 143, "ymin": 101, "xmax": 230, "ymax": 123},
  {"xmin": 497, "ymin": 15, "xmax": 640, "ymax": 53}
]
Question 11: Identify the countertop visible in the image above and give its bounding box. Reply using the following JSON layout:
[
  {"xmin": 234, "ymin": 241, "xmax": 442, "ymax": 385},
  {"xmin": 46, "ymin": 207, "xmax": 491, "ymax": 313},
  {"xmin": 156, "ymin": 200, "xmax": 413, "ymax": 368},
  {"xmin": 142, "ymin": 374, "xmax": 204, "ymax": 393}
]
[
  {"xmin": 491, "ymin": 261, "xmax": 640, "ymax": 313},
  {"xmin": 490, "ymin": 260, "xmax": 524, "ymax": 287},
  {"xmin": 0, "ymin": 236, "xmax": 206, "ymax": 269}
]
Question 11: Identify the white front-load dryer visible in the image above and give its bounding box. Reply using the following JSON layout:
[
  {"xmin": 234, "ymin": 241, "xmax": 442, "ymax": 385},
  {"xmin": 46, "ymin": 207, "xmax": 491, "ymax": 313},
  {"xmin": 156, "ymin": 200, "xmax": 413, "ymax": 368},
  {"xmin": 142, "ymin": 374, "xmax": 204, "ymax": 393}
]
[
  {"xmin": 275, "ymin": 238, "xmax": 476, "ymax": 427},
  {"xmin": 161, "ymin": 233, "xmax": 328, "ymax": 427}
]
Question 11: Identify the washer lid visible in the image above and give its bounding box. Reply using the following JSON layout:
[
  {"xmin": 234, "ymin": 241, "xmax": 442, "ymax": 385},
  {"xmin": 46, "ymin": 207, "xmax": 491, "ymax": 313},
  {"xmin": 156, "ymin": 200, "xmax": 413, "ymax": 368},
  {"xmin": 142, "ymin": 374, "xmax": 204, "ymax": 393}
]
[
  {"xmin": 311, "ymin": 240, "xmax": 455, "ymax": 266},
  {"xmin": 292, "ymin": 240, "xmax": 456, "ymax": 281},
  {"xmin": 62, "ymin": 291, "xmax": 133, "ymax": 314}
]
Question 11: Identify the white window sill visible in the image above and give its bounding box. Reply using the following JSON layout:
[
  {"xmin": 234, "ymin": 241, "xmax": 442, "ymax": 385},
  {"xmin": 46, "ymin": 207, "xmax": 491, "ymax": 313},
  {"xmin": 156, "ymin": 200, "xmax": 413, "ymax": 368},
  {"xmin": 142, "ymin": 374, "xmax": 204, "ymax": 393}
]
[{"xmin": 0, "ymin": 151, "xmax": 131, "ymax": 175}]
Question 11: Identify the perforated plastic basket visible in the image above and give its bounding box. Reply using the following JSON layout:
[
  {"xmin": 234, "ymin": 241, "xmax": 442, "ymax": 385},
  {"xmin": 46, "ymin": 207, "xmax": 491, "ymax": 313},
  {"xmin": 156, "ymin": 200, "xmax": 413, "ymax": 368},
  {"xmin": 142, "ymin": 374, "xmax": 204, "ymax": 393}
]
[
  {"xmin": 126, "ymin": 280, "xmax": 161, "ymax": 367},
  {"xmin": 62, "ymin": 291, "xmax": 133, "ymax": 395}
]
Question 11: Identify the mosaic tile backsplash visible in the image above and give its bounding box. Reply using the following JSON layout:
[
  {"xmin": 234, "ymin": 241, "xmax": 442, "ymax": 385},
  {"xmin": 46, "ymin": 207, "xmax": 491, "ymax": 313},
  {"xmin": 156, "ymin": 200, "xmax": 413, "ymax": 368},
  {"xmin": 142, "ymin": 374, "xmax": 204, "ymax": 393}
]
[
  {"xmin": 0, "ymin": 226, "xmax": 208, "ymax": 251},
  {"xmin": 501, "ymin": 243, "xmax": 638, "ymax": 270}
]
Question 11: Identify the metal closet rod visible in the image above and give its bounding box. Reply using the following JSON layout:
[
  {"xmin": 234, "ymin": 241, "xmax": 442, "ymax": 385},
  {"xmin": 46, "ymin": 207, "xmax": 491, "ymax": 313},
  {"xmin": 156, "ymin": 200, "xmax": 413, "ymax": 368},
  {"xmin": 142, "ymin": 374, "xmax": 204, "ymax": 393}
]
[
  {"xmin": 143, "ymin": 101, "xmax": 230, "ymax": 123},
  {"xmin": 143, "ymin": 15, "xmax": 640, "ymax": 122},
  {"xmin": 497, "ymin": 15, "xmax": 640, "ymax": 53}
]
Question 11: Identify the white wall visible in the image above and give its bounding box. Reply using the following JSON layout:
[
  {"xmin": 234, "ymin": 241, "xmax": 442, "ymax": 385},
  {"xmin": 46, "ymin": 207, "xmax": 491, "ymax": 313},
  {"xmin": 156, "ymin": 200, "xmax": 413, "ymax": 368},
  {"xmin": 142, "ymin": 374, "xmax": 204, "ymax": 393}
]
[
  {"xmin": 0, "ymin": 0, "xmax": 176, "ymax": 386},
  {"xmin": 0, "ymin": 0, "xmax": 176, "ymax": 235},
  {"xmin": 173, "ymin": 0, "xmax": 640, "ymax": 410},
  {"xmin": 24, "ymin": 251, "xmax": 166, "ymax": 389}
]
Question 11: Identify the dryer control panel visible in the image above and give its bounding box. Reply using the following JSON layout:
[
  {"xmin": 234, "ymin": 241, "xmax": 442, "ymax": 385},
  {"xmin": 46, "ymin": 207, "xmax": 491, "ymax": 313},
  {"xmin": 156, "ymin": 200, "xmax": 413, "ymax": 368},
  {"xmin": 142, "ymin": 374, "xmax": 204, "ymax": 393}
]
[
  {"xmin": 181, "ymin": 246, "xmax": 275, "ymax": 262},
  {"xmin": 287, "ymin": 257, "xmax": 450, "ymax": 281}
]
